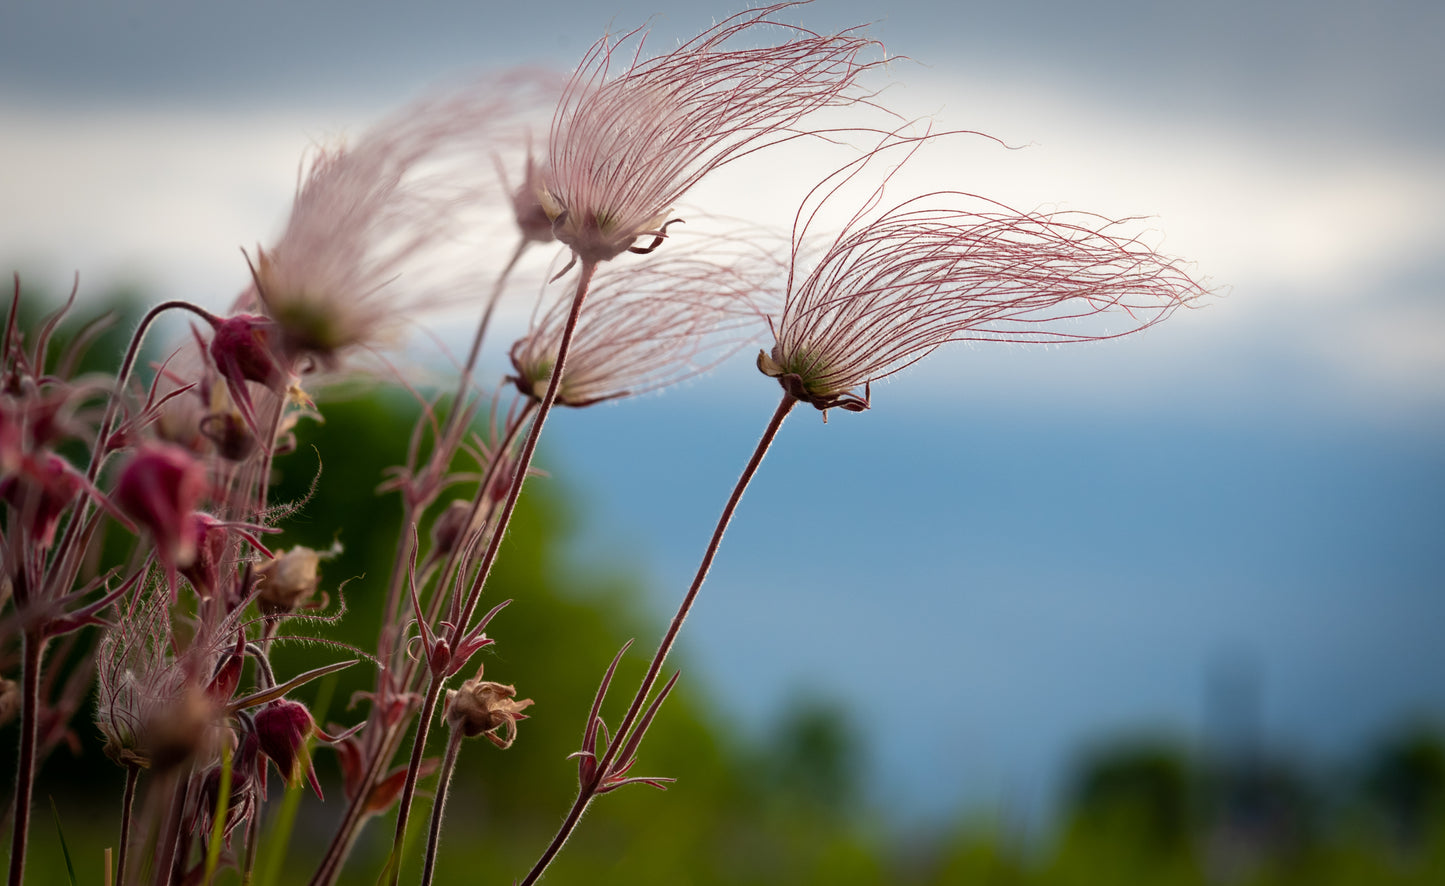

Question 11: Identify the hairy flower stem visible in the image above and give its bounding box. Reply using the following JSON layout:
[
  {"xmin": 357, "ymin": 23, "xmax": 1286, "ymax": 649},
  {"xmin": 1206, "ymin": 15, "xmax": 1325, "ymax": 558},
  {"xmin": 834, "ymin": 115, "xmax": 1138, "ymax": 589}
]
[
  {"xmin": 420, "ymin": 729, "xmax": 465, "ymax": 886},
  {"xmin": 6, "ymin": 629, "xmax": 45, "ymax": 886},
  {"xmin": 151, "ymin": 769, "xmax": 192, "ymax": 886},
  {"xmin": 116, "ymin": 765, "xmax": 140, "ymax": 886},
  {"xmin": 384, "ymin": 679, "xmax": 443, "ymax": 885},
  {"xmin": 519, "ymin": 392, "xmax": 797, "ymax": 886},
  {"xmin": 386, "ymin": 261, "xmax": 597, "ymax": 884}
]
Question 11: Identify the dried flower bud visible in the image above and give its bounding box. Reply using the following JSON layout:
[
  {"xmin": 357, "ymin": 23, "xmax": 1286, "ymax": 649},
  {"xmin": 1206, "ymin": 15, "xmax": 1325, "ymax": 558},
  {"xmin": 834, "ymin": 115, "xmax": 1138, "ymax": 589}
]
[
  {"xmin": 113, "ymin": 443, "xmax": 207, "ymax": 573},
  {"xmin": 255, "ymin": 698, "xmax": 324, "ymax": 797},
  {"xmin": 444, "ymin": 663, "xmax": 533, "ymax": 749},
  {"xmin": 255, "ymin": 547, "xmax": 322, "ymax": 616}
]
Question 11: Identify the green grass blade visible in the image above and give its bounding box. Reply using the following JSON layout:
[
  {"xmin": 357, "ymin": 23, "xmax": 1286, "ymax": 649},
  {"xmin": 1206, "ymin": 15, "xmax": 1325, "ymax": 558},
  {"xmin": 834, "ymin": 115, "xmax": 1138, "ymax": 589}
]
[
  {"xmin": 203, "ymin": 743, "xmax": 235, "ymax": 884},
  {"xmin": 49, "ymin": 796, "xmax": 78, "ymax": 886}
]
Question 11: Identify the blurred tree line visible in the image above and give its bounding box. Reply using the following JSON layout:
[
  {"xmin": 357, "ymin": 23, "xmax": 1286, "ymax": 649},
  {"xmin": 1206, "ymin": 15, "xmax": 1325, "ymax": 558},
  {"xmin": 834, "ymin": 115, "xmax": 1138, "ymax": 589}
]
[{"xmin": 3, "ymin": 282, "xmax": 1443, "ymax": 884}]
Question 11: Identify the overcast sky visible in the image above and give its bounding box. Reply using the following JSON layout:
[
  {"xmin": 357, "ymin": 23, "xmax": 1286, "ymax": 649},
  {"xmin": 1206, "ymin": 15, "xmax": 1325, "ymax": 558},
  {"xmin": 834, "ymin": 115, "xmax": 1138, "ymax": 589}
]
[{"xmin": 3, "ymin": 0, "xmax": 1443, "ymax": 825}]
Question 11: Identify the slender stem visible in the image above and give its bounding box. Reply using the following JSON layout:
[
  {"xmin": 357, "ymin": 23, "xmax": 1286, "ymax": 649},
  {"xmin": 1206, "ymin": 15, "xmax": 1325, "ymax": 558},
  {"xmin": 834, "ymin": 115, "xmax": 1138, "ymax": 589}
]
[
  {"xmin": 420, "ymin": 729, "xmax": 465, "ymax": 886},
  {"xmin": 384, "ymin": 678, "xmax": 444, "ymax": 886},
  {"xmin": 518, "ymin": 392, "xmax": 797, "ymax": 886},
  {"xmin": 451, "ymin": 261, "xmax": 597, "ymax": 641},
  {"xmin": 116, "ymin": 765, "xmax": 140, "ymax": 886},
  {"xmin": 7, "ymin": 630, "xmax": 45, "ymax": 886},
  {"xmin": 150, "ymin": 769, "xmax": 192, "ymax": 886},
  {"xmin": 389, "ymin": 260, "xmax": 597, "ymax": 886},
  {"xmin": 309, "ymin": 246, "xmax": 529, "ymax": 885}
]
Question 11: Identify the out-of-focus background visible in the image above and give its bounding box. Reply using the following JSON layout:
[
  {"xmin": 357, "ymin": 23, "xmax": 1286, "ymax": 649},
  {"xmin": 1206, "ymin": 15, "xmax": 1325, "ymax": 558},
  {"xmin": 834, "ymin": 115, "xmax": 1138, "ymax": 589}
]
[{"xmin": 3, "ymin": 1, "xmax": 1443, "ymax": 883}]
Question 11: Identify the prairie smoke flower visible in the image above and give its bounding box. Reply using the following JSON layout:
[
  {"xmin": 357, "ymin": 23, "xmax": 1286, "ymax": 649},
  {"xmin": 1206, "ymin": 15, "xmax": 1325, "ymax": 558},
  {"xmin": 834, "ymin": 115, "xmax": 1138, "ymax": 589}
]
[
  {"xmin": 759, "ymin": 195, "xmax": 1206, "ymax": 412},
  {"xmin": 542, "ymin": 3, "xmax": 882, "ymax": 266},
  {"xmin": 96, "ymin": 601, "xmax": 219, "ymax": 772},
  {"xmin": 510, "ymin": 245, "xmax": 780, "ymax": 406},
  {"xmin": 248, "ymin": 77, "xmax": 552, "ymax": 367}
]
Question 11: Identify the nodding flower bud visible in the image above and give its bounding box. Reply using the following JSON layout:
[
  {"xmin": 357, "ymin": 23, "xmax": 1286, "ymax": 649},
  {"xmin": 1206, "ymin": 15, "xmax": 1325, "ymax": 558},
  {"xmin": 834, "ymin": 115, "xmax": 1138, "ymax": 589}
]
[
  {"xmin": 430, "ymin": 500, "xmax": 479, "ymax": 557},
  {"xmin": 208, "ymin": 314, "xmax": 287, "ymax": 436},
  {"xmin": 113, "ymin": 444, "xmax": 207, "ymax": 576},
  {"xmin": 255, "ymin": 547, "xmax": 322, "ymax": 617},
  {"xmin": 509, "ymin": 154, "xmax": 556, "ymax": 244},
  {"xmin": 179, "ymin": 513, "xmax": 227, "ymax": 600},
  {"xmin": 209, "ymin": 314, "xmax": 285, "ymax": 390},
  {"xmin": 255, "ymin": 698, "xmax": 324, "ymax": 798},
  {"xmin": 444, "ymin": 663, "xmax": 533, "ymax": 749},
  {"xmin": 0, "ymin": 452, "xmax": 84, "ymax": 548}
]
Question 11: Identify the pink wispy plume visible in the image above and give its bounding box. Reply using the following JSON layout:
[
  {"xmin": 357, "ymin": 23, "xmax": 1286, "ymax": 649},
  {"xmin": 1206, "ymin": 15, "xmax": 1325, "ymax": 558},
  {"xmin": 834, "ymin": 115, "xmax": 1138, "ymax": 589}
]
[
  {"xmin": 540, "ymin": 2, "xmax": 884, "ymax": 267},
  {"xmin": 244, "ymin": 72, "xmax": 557, "ymax": 367},
  {"xmin": 510, "ymin": 237, "xmax": 783, "ymax": 406},
  {"xmin": 760, "ymin": 189, "xmax": 1208, "ymax": 413}
]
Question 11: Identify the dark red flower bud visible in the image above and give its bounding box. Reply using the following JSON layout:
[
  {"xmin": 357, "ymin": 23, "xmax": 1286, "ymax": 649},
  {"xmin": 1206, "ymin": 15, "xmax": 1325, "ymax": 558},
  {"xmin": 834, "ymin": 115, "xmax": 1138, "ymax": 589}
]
[
  {"xmin": 254, "ymin": 699, "xmax": 323, "ymax": 798},
  {"xmin": 210, "ymin": 314, "xmax": 284, "ymax": 390},
  {"xmin": 113, "ymin": 444, "xmax": 207, "ymax": 579}
]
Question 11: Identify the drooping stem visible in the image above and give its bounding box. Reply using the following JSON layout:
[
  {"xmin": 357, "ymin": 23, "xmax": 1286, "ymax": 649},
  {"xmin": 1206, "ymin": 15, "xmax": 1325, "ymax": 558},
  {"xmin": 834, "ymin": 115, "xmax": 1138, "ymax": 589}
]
[
  {"xmin": 7, "ymin": 629, "xmax": 45, "ymax": 886},
  {"xmin": 115, "ymin": 765, "xmax": 140, "ymax": 886},
  {"xmin": 420, "ymin": 728, "xmax": 465, "ymax": 886},
  {"xmin": 518, "ymin": 392, "xmax": 797, "ymax": 886}
]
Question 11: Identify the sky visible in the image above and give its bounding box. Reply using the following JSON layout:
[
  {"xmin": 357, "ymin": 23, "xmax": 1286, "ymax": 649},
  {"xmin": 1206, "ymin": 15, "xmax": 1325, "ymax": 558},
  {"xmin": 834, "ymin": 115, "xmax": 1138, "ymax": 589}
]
[{"xmin": 3, "ymin": 0, "xmax": 1443, "ymax": 829}]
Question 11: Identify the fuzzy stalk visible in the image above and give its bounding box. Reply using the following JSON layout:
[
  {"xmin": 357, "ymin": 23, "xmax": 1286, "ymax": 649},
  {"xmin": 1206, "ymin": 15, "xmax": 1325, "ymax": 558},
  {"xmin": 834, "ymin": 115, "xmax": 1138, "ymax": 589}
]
[
  {"xmin": 6, "ymin": 629, "xmax": 45, "ymax": 886},
  {"xmin": 519, "ymin": 392, "xmax": 797, "ymax": 885},
  {"xmin": 383, "ymin": 678, "xmax": 444, "ymax": 886},
  {"xmin": 420, "ymin": 728, "xmax": 466, "ymax": 886},
  {"xmin": 115, "ymin": 764, "xmax": 140, "ymax": 886}
]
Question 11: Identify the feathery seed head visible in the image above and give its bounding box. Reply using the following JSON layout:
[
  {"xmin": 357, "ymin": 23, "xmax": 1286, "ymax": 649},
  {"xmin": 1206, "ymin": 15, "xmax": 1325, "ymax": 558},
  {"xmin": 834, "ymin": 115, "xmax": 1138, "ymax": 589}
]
[
  {"xmin": 766, "ymin": 195, "xmax": 1206, "ymax": 413},
  {"xmin": 510, "ymin": 243, "xmax": 780, "ymax": 407},
  {"xmin": 545, "ymin": 2, "xmax": 883, "ymax": 266}
]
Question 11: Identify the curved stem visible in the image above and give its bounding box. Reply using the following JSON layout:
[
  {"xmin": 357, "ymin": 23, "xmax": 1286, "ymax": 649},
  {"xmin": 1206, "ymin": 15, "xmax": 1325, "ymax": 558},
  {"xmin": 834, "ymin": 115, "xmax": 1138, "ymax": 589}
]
[
  {"xmin": 115, "ymin": 765, "xmax": 140, "ymax": 886},
  {"xmin": 518, "ymin": 392, "xmax": 797, "ymax": 886},
  {"xmin": 420, "ymin": 728, "xmax": 465, "ymax": 886},
  {"xmin": 7, "ymin": 630, "xmax": 45, "ymax": 886}
]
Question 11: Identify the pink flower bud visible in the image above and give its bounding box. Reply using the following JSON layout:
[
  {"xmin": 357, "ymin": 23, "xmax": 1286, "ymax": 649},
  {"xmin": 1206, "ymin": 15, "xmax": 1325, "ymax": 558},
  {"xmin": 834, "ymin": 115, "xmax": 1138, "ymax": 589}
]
[
  {"xmin": 255, "ymin": 699, "xmax": 324, "ymax": 798},
  {"xmin": 209, "ymin": 314, "xmax": 284, "ymax": 389},
  {"xmin": 113, "ymin": 444, "xmax": 207, "ymax": 577},
  {"xmin": 0, "ymin": 452, "xmax": 83, "ymax": 548}
]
